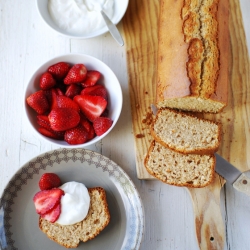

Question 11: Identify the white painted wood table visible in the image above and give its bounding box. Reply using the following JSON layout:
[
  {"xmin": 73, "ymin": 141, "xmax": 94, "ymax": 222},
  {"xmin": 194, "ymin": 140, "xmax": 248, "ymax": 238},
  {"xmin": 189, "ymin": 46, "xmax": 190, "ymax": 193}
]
[{"xmin": 0, "ymin": 0, "xmax": 250, "ymax": 249}]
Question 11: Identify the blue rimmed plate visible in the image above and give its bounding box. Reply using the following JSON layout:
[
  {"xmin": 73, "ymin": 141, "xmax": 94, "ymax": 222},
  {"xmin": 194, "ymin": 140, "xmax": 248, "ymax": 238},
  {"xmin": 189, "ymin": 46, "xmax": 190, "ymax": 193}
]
[{"xmin": 0, "ymin": 148, "xmax": 144, "ymax": 250}]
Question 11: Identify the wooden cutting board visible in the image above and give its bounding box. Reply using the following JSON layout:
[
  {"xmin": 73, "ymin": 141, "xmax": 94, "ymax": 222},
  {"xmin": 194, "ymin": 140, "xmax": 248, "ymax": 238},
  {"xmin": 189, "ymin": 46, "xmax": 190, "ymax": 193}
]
[{"xmin": 123, "ymin": 0, "xmax": 250, "ymax": 249}]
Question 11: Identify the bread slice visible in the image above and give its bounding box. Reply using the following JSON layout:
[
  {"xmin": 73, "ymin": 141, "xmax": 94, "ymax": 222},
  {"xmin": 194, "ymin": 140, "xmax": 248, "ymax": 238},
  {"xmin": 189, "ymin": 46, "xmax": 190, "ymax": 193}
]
[
  {"xmin": 39, "ymin": 187, "xmax": 110, "ymax": 248},
  {"xmin": 151, "ymin": 108, "xmax": 221, "ymax": 155},
  {"xmin": 144, "ymin": 140, "xmax": 215, "ymax": 187}
]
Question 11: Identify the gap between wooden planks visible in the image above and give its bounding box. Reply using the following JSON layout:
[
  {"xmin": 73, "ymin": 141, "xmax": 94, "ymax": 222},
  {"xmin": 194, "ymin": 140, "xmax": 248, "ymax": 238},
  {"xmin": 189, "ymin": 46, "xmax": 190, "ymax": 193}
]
[{"xmin": 123, "ymin": 0, "xmax": 249, "ymax": 249}]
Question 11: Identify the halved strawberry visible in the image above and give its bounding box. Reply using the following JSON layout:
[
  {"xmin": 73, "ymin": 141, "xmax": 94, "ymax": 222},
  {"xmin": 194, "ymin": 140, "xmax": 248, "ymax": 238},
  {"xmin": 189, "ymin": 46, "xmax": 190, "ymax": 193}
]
[
  {"xmin": 48, "ymin": 108, "xmax": 80, "ymax": 131},
  {"xmin": 50, "ymin": 88, "xmax": 63, "ymax": 110},
  {"xmin": 38, "ymin": 127, "xmax": 65, "ymax": 140},
  {"xmin": 48, "ymin": 62, "xmax": 70, "ymax": 80},
  {"xmin": 81, "ymin": 84, "xmax": 108, "ymax": 100},
  {"xmin": 74, "ymin": 95, "xmax": 107, "ymax": 122},
  {"xmin": 81, "ymin": 70, "xmax": 101, "ymax": 88},
  {"xmin": 37, "ymin": 115, "xmax": 65, "ymax": 139},
  {"xmin": 57, "ymin": 95, "xmax": 80, "ymax": 112},
  {"xmin": 65, "ymin": 84, "xmax": 82, "ymax": 99},
  {"xmin": 33, "ymin": 188, "xmax": 64, "ymax": 215},
  {"xmin": 64, "ymin": 125, "xmax": 89, "ymax": 145},
  {"xmin": 93, "ymin": 117, "xmax": 113, "ymax": 136},
  {"xmin": 39, "ymin": 173, "xmax": 61, "ymax": 190},
  {"xmin": 27, "ymin": 90, "xmax": 49, "ymax": 114},
  {"xmin": 37, "ymin": 115, "xmax": 51, "ymax": 131},
  {"xmin": 64, "ymin": 64, "xmax": 87, "ymax": 85},
  {"xmin": 41, "ymin": 203, "xmax": 61, "ymax": 223},
  {"xmin": 80, "ymin": 114, "xmax": 96, "ymax": 140},
  {"xmin": 39, "ymin": 72, "xmax": 56, "ymax": 90}
]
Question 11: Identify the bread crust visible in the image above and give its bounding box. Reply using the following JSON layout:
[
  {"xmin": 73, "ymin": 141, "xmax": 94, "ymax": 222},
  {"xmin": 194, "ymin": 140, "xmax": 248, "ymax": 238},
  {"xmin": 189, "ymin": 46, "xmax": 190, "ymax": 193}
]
[
  {"xmin": 39, "ymin": 187, "xmax": 110, "ymax": 248},
  {"xmin": 151, "ymin": 108, "xmax": 222, "ymax": 155},
  {"xmin": 156, "ymin": 0, "xmax": 229, "ymax": 113},
  {"xmin": 144, "ymin": 140, "xmax": 215, "ymax": 188}
]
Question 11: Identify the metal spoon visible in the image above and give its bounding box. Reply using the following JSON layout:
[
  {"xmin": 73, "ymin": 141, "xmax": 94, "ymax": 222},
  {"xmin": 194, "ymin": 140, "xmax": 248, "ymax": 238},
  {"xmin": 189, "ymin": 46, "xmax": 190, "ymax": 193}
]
[{"xmin": 100, "ymin": 10, "xmax": 124, "ymax": 46}]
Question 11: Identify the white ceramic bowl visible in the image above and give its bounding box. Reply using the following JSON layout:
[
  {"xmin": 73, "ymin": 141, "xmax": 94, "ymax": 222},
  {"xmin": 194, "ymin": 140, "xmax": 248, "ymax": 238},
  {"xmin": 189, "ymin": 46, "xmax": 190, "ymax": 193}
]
[
  {"xmin": 24, "ymin": 53, "xmax": 123, "ymax": 148},
  {"xmin": 36, "ymin": 0, "xmax": 129, "ymax": 39}
]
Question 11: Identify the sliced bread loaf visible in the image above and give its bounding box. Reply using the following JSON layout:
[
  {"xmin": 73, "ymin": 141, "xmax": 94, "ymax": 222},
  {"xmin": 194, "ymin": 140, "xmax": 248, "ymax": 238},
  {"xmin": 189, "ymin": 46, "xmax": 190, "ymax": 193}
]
[
  {"xmin": 39, "ymin": 187, "xmax": 110, "ymax": 248},
  {"xmin": 144, "ymin": 140, "xmax": 215, "ymax": 187},
  {"xmin": 151, "ymin": 108, "xmax": 221, "ymax": 155}
]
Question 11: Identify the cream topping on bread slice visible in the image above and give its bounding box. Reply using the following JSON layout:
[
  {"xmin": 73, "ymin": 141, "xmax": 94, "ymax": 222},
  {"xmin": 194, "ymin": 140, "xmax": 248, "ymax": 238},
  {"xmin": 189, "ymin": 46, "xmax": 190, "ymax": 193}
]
[{"xmin": 39, "ymin": 187, "xmax": 110, "ymax": 248}]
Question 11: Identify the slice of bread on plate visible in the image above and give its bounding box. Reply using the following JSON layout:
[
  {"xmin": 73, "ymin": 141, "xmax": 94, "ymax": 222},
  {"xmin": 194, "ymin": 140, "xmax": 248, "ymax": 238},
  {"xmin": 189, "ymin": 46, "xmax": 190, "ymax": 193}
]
[
  {"xmin": 144, "ymin": 140, "xmax": 215, "ymax": 187},
  {"xmin": 39, "ymin": 187, "xmax": 110, "ymax": 248},
  {"xmin": 151, "ymin": 108, "xmax": 221, "ymax": 155}
]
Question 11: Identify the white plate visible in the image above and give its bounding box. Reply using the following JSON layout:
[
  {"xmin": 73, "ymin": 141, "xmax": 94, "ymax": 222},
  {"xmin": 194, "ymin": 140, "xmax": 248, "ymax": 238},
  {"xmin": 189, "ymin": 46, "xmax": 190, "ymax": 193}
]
[
  {"xmin": 36, "ymin": 0, "xmax": 129, "ymax": 39},
  {"xmin": 0, "ymin": 149, "xmax": 144, "ymax": 250}
]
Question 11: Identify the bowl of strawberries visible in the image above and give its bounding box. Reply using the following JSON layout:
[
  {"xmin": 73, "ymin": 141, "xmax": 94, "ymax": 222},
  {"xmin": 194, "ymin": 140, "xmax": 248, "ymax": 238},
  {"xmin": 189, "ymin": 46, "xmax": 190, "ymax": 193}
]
[{"xmin": 24, "ymin": 53, "xmax": 123, "ymax": 147}]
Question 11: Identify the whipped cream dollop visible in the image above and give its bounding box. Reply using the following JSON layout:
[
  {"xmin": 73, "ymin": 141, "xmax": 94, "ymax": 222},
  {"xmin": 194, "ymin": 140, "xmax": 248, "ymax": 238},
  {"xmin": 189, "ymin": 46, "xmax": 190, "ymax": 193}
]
[
  {"xmin": 48, "ymin": 0, "xmax": 114, "ymax": 35},
  {"xmin": 56, "ymin": 181, "xmax": 90, "ymax": 225}
]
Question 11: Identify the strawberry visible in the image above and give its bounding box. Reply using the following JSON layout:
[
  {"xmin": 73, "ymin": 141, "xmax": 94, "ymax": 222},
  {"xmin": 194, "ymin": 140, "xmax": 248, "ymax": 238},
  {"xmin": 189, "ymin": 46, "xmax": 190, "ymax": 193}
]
[
  {"xmin": 26, "ymin": 90, "xmax": 49, "ymax": 114},
  {"xmin": 48, "ymin": 108, "xmax": 80, "ymax": 131},
  {"xmin": 64, "ymin": 125, "xmax": 89, "ymax": 145},
  {"xmin": 93, "ymin": 117, "xmax": 113, "ymax": 136},
  {"xmin": 50, "ymin": 88, "xmax": 62, "ymax": 110},
  {"xmin": 39, "ymin": 72, "xmax": 56, "ymax": 90},
  {"xmin": 81, "ymin": 84, "xmax": 108, "ymax": 100},
  {"xmin": 80, "ymin": 115, "xmax": 96, "ymax": 140},
  {"xmin": 74, "ymin": 95, "xmax": 107, "ymax": 122},
  {"xmin": 38, "ymin": 127, "xmax": 65, "ymax": 140},
  {"xmin": 81, "ymin": 70, "xmax": 101, "ymax": 88},
  {"xmin": 41, "ymin": 203, "xmax": 61, "ymax": 223},
  {"xmin": 65, "ymin": 84, "xmax": 82, "ymax": 99},
  {"xmin": 48, "ymin": 62, "xmax": 70, "ymax": 80},
  {"xmin": 37, "ymin": 115, "xmax": 65, "ymax": 139},
  {"xmin": 64, "ymin": 64, "xmax": 87, "ymax": 85},
  {"xmin": 37, "ymin": 115, "xmax": 51, "ymax": 131},
  {"xmin": 57, "ymin": 95, "xmax": 80, "ymax": 112},
  {"xmin": 33, "ymin": 188, "xmax": 64, "ymax": 215},
  {"xmin": 39, "ymin": 173, "xmax": 61, "ymax": 190}
]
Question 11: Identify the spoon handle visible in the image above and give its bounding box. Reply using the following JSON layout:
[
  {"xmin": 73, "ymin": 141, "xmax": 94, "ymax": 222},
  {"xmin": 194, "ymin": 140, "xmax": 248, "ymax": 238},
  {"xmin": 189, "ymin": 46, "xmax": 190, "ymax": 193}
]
[{"xmin": 100, "ymin": 10, "xmax": 124, "ymax": 46}]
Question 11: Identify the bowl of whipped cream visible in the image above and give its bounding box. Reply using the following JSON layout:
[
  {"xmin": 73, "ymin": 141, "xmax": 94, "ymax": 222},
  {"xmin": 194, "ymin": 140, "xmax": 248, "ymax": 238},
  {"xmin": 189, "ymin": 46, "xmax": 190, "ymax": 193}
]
[{"xmin": 36, "ymin": 0, "xmax": 129, "ymax": 39}]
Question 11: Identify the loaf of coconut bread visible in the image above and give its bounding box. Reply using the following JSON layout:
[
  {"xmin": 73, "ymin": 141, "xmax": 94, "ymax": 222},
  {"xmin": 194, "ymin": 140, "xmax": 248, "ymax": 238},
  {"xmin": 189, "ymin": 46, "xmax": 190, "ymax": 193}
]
[
  {"xmin": 156, "ymin": 0, "xmax": 229, "ymax": 113},
  {"xmin": 39, "ymin": 187, "xmax": 110, "ymax": 248}
]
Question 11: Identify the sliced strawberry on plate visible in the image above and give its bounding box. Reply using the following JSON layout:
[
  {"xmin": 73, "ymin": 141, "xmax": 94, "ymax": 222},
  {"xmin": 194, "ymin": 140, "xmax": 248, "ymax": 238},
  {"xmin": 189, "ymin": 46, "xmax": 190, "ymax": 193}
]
[
  {"xmin": 93, "ymin": 117, "xmax": 113, "ymax": 136},
  {"xmin": 74, "ymin": 95, "xmax": 107, "ymax": 122},
  {"xmin": 64, "ymin": 64, "xmax": 87, "ymax": 85},
  {"xmin": 39, "ymin": 173, "xmax": 61, "ymax": 190},
  {"xmin": 39, "ymin": 72, "xmax": 56, "ymax": 90},
  {"xmin": 38, "ymin": 127, "xmax": 64, "ymax": 140},
  {"xmin": 33, "ymin": 188, "xmax": 64, "ymax": 215},
  {"xmin": 48, "ymin": 62, "xmax": 70, "ymax": 80},
  {"xmin": 64, "ymin": 124, "xmax": 89, "ymax": 145},
  {"xmin": 81, "ymin": 70, "xmax": 101, "ymax": 88},
  {"xmin": 48, "ymin": 108, "xmax": 80, "ymax": 131},
  {"xmin": 65, "ymin": 84, "xmax": 82, "ymax": 99},
  {"xmin": 57, "ymin": 95, "xmax": 80, "ymax": 112},
  {"xmin": 41, "ymin": 203, "xmax": 61, "ymax": 223},
  {"xmin": 27, "ymin": 90, "xmax": 49, "ymax": 114},
  {"xmin": 81, "ymin": 84, "xmax": 108, "ymax": 100}
]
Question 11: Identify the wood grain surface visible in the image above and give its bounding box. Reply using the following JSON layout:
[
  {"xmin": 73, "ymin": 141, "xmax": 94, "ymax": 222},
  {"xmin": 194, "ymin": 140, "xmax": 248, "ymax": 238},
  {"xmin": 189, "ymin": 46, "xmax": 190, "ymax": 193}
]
[{"xmin": 123, "ymin": 0, "xmax": 250, "ymax": 249}]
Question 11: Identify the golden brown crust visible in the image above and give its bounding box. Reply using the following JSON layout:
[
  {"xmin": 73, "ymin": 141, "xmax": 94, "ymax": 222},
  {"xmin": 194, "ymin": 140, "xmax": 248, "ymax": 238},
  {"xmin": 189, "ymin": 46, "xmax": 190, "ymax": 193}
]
[
  {"xmin": 144, "ymin": 140, "xmax": 215, "ymax": 188},
  {"xmin": 156, "ymin": 0, "xmax": 229, "ymax": 113},
  {"xmin": 39, "ymin": 187, "xmax": 110, "ymax": 248}
]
